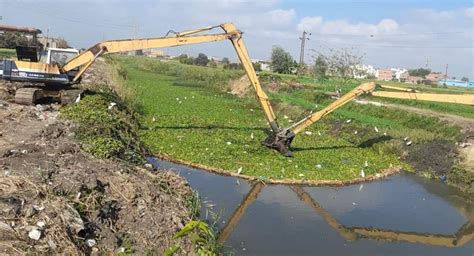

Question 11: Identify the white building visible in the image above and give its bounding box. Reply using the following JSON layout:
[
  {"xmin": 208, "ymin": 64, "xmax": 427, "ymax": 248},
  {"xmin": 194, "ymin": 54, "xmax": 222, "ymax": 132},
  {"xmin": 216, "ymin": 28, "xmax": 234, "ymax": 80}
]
[
  {"xmin": 390, "ymin": 68, "xmax": 409, "ymax": 82},
  {"xmin": 353, "ymin": 64, "xmax": 376, "ymax": 79}
]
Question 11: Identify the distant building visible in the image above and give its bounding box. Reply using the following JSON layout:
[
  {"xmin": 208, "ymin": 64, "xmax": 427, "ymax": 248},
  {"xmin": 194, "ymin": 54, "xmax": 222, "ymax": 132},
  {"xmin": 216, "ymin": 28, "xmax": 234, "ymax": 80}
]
[
  {"xmin": 210, "ymin": 56, "xmax": 222, "ymax": 63},
  {"xmin": 143, "ymin": 48, "xmax": 168, "ymax": 58},
  {"xmin": 407, "ymin": 75, "xmax": 424, "ymax": 84},
  {"xmin": 376, "ymin": 69, "xmax": 393, "ymax": 81},
  {"xmin": 425, "ymin": 72, "xmax": 446, "ymax": 82},
  {"xmin": 438, "ymin": 80, "xmax": 474, "ymax": 87},
  {"xmin": 353, "ymin": 64, "xmax": 376, "ymax": 79},
  {"xmin": 252, "ymin": 59, "xmax": 271, "ymax": 71},
  {"xmin": 391, "ymin": 68, "xmax": 408, "ymax": 82},
  {"xmin": 37, "ymin": 36, "xmax": 65, "ymax": 49}
]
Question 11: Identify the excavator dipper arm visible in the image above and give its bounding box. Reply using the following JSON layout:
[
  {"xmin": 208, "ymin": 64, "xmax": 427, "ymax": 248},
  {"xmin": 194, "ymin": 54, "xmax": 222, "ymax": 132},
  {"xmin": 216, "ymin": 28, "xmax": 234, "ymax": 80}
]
[{"xmin": 270, "ymin": 82, "xmax": 474, "ymax": 156}]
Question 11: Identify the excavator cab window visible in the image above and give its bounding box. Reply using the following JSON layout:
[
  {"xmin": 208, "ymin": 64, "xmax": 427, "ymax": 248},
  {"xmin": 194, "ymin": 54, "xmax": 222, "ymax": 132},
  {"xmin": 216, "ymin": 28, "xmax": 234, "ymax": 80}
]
[
  {"xmin": 15, "ymin": 46, "xmax": 39, "ymax": 62},
  {"xmin": 48, "ymin": 49, "xmax": 78, "ymax": 67}
]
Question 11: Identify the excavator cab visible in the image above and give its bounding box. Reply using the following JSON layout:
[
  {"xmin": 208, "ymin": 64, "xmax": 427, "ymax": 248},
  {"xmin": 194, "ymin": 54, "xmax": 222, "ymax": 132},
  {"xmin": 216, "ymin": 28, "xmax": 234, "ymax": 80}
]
[{"xmin": 43, "ymin": 48, "xmax": 79, "ymax": 66}]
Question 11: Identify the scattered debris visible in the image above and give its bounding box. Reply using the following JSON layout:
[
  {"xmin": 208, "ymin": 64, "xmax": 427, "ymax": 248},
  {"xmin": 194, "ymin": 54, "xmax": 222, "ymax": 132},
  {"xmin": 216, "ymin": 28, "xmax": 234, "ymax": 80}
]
[
  {"xmin": 36, "ymin": 221, "xmax": 46, "ymax": 228},
  {"xmin": 346, "ymin": 119, "xmax": 352, "ymax": 123},
  {"xmin": 237, "ymin": 167, "xmax": 243, "ymax": 174},
  {"xmin": 406, "ymin": 141, "xmax": 413, "ymax": 146},
  {"xmin": 315, "ymin": 164, "xmax": 322, "ymax": 169},
  {"xmin": 107, "ymin": 102, "xmax": 117, "ymax": 110},
  {"xmin": 28, "ymin": 229, "xmax": 42, "ymax": 240},
  {"xmin": 304, "ymin": 131, "xmax": 312, "ymax": 135},
  {"xmin": 85, "ymin": 239, "xmax": 96, "ymax": 247},
  {"xmin": 360, "ymin": 170, "xmax": 365, "ymax": 178},
  {"xmin": 374, "ymin": 127, "xmax": 379, "ymax": 133}
]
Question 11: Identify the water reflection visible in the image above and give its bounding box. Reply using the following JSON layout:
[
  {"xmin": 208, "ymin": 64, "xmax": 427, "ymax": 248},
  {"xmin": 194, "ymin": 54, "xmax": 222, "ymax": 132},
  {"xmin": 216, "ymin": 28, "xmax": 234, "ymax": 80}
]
[
  {"xmin": 148, "ymin": 158, "xmax": 474, "ymax": 255},
  {"xmin": 216, "ymin": 183, "xmax": 473, "ymax": 248}
]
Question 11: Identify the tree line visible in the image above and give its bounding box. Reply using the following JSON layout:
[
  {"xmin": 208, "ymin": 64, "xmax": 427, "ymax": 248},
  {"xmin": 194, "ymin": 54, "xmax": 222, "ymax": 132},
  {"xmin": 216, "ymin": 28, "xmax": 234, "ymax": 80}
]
[{"xmin": 175, "ymin": 53, "xmax": 262, "ymax": 71}]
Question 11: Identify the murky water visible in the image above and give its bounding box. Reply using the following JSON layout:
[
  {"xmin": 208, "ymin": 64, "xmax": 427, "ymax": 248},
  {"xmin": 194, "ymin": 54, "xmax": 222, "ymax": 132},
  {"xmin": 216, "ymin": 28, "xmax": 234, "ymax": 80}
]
[{"xmin": 148, "ymin": 158, "xmax": 474, "ymax": 256}]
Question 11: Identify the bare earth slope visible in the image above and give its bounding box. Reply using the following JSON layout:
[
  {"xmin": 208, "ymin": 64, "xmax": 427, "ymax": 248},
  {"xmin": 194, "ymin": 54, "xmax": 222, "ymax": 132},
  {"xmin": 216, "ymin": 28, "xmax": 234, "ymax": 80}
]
[{"xmin": 0, "ymin": 84, "xmax": 194, "ymax": 254}]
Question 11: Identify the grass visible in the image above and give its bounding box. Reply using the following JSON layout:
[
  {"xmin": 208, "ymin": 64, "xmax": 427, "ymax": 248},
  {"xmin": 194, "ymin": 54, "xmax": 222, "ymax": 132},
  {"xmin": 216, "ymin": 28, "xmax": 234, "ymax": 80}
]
[
  {"xmin": 114, "ymin": 56, "xmax": 419, "ymax": 181},
  {"xmin": 0, "ymin": 48, "xmax": 16, "ymax": 59}
]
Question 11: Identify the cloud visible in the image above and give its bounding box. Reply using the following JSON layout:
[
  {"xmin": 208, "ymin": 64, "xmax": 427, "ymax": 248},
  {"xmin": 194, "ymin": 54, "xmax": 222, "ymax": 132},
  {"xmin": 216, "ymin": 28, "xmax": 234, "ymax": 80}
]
[
  {"xmin": 410, "ymin": 8, "xmax": 454, "ymax": 21},
  {"xmin": 297, "ymin": 16, "xmax": 323, "ymax": 31},
  {"xmin": 268, "ymin": 9, "xmax": 296, "ymax": 26},
  {"xmin": 464, "ymin": 7, "xmax": 474, "ymax": 18},
  {"xmin": 297, "ymin": 17, "xmax": 398, "ymax": 35}
]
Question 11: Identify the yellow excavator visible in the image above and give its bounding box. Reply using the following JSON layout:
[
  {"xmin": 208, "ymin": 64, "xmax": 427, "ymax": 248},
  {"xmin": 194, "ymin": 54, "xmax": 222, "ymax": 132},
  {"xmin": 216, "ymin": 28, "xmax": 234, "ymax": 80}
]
[{"xmin": 1, "ymin": 23, "xmax": 473, "ymax": 156}]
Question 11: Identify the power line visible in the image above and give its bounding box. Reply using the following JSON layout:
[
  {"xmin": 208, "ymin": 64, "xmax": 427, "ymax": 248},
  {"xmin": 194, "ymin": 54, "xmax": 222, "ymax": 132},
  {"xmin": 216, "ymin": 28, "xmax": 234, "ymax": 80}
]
[
  {"xmin": 315, "ymin": 39, "xmax": 474, "ymax": 49},
  {"xmin": 11, "ymin": 1, "xmax": 133, "ymax": 29},
  {"xmin": 306, "ymin": 31, "xmax": 471, "ymax": 37}
]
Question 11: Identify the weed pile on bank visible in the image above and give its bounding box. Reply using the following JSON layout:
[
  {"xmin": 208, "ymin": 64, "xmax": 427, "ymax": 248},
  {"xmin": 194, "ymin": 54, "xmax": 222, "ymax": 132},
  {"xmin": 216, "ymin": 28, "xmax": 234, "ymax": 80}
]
[{"xmin": 60, "ymin": 88, "xmax": 146, "ymax": 163}]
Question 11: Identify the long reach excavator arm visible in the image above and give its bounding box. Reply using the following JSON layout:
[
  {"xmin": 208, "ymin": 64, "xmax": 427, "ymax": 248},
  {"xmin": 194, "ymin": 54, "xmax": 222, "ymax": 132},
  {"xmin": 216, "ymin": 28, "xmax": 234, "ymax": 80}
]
[
  {"xmin": 61, "ymin": 23, "xmax": 280, "ymax": 133},
  {"xmin": 1, "ymin": 23, "xmax": 473, "ymax": 156}
]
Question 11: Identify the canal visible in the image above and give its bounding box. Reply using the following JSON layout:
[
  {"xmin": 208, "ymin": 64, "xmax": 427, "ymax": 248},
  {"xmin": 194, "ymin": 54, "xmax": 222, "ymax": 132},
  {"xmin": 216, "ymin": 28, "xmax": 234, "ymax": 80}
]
[{"xmin": 149, "ymin": 159, "xmax": 474, "ymax": 255}]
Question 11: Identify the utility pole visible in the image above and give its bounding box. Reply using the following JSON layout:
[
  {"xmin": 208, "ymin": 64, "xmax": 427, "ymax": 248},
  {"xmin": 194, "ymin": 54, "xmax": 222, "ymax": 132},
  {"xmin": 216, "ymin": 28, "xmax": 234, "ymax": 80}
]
[
  {"xmin": 299, "ymin": 31, "xmax": 311, "ymax": 71},
  {"xmin": 444, "ymin": 64, "xmax": 448, "ymax": 85}
]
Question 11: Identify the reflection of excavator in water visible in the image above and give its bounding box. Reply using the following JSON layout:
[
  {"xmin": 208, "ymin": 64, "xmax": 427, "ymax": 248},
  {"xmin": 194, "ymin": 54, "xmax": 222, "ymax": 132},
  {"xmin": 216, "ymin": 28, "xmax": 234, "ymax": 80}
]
[
  {"xmin": 1, "ymin": 23, "xmax": 473, "ymax": 156},
  {"xmin": 217, "ymin": 182, "xmax": 474, "ymax": 247}
]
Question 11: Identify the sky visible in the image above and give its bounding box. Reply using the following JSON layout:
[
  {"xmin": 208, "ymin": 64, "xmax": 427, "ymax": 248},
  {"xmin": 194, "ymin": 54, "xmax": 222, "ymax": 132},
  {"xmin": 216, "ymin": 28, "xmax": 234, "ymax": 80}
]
[{"xmin": 1, "ymin": 0, "xmax": 473, "ymax": 78}]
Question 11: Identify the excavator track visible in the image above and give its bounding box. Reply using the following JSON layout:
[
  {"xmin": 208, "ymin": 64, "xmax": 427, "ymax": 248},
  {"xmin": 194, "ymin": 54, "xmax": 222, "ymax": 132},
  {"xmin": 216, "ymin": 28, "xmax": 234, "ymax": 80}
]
[
  {"xmin": 14, "ymin": 87, "xmax": 83, "ymax": 105},
  {"xmin": 14, "ymin": 87, "xmax": 44, "ymax": 105}
]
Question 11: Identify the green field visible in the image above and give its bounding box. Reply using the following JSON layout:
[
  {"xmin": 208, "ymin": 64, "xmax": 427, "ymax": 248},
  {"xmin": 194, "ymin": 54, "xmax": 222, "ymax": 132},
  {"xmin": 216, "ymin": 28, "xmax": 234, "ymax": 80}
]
[
  {"xmin": 292, "ymin": 75, "xmax": 474, "ymax": 119},
  {"xmin": 108, "ymin": 56, "xmax": 471, "ymax": 182},
  {"xmin": 0, "ymin": 48, "xmax": 16, "ymax": 59}
]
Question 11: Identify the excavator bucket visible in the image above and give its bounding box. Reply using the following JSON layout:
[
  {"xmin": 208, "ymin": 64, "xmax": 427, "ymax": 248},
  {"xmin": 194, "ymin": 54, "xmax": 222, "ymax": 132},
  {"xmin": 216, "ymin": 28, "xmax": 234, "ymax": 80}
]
[{"xmin": 261, "ymin": 130, "xmax": 295, "ymax": 157}]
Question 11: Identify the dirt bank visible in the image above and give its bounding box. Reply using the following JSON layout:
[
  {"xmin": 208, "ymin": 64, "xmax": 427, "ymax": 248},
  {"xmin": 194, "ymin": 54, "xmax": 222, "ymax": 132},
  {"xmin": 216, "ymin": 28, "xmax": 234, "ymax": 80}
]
[{"xmin": 0, "ymin": 75, "xmax": 197, "ymax": 254}]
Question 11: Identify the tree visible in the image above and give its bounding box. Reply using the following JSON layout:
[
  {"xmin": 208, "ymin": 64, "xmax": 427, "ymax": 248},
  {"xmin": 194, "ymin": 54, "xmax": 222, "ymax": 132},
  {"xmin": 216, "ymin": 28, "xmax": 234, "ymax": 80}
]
[
  {"xmin": 312, "ymin": 48, "xmax": 364, "ymax": 87},
  {"xmin": 408, "ymin": 68, "xmax": 431, "ymax": 78},
  {"xmin": 177, "ymin": 54, "xmax": 194, "ymax": 65},
  {"xmin": 270, "ymin": 46, "xmax": 296, "ymax": 74},
  {"xmin": 252, "ymin": 62, "xmax": 262, "ymax": 72},
  {"xmin": 208, "ymin": 60, "xmax": 217, "ymax": 68},
  {"xmin": 461, "ymin": 77, "xmax": 469, "ymax": 82},
  {"xmin": 194, "ymin": 53, "xmax": 209, "ymax": 66},
  {"xmin": 0, "ymin": 32, "xmax": 31, "ymax": 49},
  {"xmin": 223, "ymin": 63, "xmax": 242, "ymax": 70},
  {"xmin": 221, "ymin": 57, "xmax": 230, "ymax": 65},
  {"xmin": 56, "ymin": 38, "xmax": 70, "ymax": 48},
  {"xmin": 312, "ymin": 54, "xmax": 328, "ymax": 80}
]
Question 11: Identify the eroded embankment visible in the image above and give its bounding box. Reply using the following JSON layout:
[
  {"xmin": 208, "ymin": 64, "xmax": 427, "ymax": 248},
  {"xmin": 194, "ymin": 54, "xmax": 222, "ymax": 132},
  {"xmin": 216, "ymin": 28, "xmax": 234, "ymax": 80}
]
[{"xmin": 0, "ymin": 64, "xmax": 209, "ymax": 254}]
